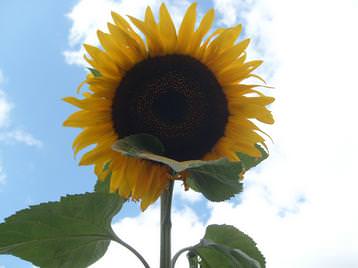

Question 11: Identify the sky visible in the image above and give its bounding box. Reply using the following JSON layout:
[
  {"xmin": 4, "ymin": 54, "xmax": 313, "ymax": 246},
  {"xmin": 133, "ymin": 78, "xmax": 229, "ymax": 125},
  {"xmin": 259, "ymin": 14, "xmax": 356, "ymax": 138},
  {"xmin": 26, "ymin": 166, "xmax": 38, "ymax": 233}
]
[{"xmin": 1, "ymin": 0, "xmax": 358, "ymax": 267}]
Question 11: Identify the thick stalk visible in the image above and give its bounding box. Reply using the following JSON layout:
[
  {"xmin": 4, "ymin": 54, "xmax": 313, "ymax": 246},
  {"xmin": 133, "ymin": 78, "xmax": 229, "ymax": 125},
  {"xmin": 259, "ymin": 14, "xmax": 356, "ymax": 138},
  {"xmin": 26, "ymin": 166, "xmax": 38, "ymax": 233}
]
[{"xmin": 160, "ymin": 180, "xmax": 174, "ymax": 268}]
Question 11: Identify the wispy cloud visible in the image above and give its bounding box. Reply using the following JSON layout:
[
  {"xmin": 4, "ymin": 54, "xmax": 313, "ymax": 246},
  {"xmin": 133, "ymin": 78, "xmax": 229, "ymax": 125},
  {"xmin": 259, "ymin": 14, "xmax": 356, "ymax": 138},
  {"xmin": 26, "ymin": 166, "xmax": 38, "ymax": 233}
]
[
  {"xmin": 0, "ymin": 69, "xmax": 43, "ymax": 148},
  {"xmin": 64, "ymin": 0, "xmax": 190, "ymax": 66},
  {"xmin": 0, "ymin": 69, "xmax": 4, "ymax": 84},
  {"xmin": 1, "ymin": 69, "xmax": 43, "ymax": 187},
  {"xmin": 0, "ymin": 129, "xmax": 43, "ymax": 148},
  {"xmin": 212, "ymin": 0, "xmax": 253, "ymax": 27},
  {"xmin": 0, "ymin": 90, "xmax": 12, "ymax": 129},
  {"xmin": 0, "ymin": 164, "xmax": 6, "ymax": 185}
]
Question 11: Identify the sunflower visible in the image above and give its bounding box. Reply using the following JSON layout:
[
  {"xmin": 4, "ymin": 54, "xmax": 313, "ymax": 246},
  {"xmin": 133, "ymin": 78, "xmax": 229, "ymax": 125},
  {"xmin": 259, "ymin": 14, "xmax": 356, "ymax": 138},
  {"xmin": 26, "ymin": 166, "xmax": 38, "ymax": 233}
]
[{"xmin": 63, "ymin": 3, "xmax": 274, "ymax": 210}]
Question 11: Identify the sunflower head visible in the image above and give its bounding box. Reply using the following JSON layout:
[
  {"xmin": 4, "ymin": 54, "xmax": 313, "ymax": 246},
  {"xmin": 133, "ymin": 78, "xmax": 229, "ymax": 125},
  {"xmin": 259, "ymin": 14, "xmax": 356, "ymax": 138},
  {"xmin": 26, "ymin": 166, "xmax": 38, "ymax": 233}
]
[{"xmin": 63, "ymin": 3, "xmax": 274, "ymax": 210}]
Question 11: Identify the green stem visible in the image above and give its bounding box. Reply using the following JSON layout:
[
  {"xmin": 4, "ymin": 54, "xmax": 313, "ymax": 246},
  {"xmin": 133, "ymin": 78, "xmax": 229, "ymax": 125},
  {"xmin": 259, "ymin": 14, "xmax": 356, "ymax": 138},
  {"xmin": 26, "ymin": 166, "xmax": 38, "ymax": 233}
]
[{"xmin": 160, "ymin": 180, "xmax": 174, "ymax": 268}]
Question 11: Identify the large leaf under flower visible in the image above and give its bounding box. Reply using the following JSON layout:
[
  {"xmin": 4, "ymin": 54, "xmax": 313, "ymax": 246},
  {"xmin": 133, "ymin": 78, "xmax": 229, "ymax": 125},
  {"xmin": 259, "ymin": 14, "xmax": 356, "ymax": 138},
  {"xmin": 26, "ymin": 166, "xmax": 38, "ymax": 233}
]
[{"xmin": 113, "ymin": 134, "xmax": 268, "ymax": 202}]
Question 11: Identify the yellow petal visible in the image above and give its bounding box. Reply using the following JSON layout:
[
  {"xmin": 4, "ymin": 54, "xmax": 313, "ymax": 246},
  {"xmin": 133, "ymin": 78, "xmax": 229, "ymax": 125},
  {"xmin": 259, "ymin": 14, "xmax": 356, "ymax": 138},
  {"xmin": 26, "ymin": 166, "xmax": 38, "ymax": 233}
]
[
  {"xmin": 110, "ymin": 157, "xmax": 127, "ymax": 193},
  {"xmin": 139, "ymin": 166, "xmax": 157, "ymax": 210},
  {"xmin": 76, "ymin": 79, "xmax": 88, "ymax": 94},
  {"xmin": 177, "ymin": 3, "xmax": 197, "ymax": 53},
  {"xmin": 90, "ymin": 85, "xmax": 116, "ymax": 99},
  {"xmin": 83, "ymin": 44, "xmax": 121, "ymax": 78},
  {"xmin": 227, "ymin": 115, "xmax": 272, "ymax": 141},
  {"xmin": 196, "ymin": 28, "xmax": 224, "ymax": 59},
  {"xmin": 203, "ymin": 151, "xmax": 221, "ymax": 161},
  {"xmin": 128, "ymin": 159, "xmax": 144, "ymax": 191},
  {"xmin": 159, "ymin": 3, "xmax": 177, "ymax": 53},
  {"xmin": 72, "ymin": 124, "xmax": 115, "ymax": 155},
  {"xmin": 228, "ymin": 96, "xmax": 275, "ymax": 106},
  {"xmin": 128, "ymin": 15, "xmax": 163, "ymax": 56},
  {"xmin": 241, "ymin": 89, "xmax": 270, "ymax": 97},
  {"xmin": 131, "ymin": 161, "xmax": 152, "ymax": 200},
  {"xmin": 219, "ymin": 60, "xmax": 263, "ymax": 85},
  {"xmin": 63, "ymin": 96, "xmax": 112, "ymax": 111},
  {"xmin": 97, "ymin": 30, "xmax": 133, "ymax": 70},
  {"xmin": 63, "ymin": 110, "xmax": 111, "ymax": 128},
  {"xmin": 188, "ymin": 9, "xmax": 215, "ymax": 55},
  {"xmin": 202, "ymin": 25, "xmax": 242, "ymax": 63},
  {"xmin": 111, "ymin": 11, "xmax": 147, "ymax": 54},
  {"xmin": 214, "ymin": 24, "xmax": 242, "ymax": 50},
  {"xmin": 145, "ymin": 6, "xmax": 165, "ymax": 56},
  {"xmin": 216, "ymin": 137, "xmax": 262, "ymax": 158},
  {"xmin": 213, "ymin": 140, "xmax": 240, "ymax": 161},
  {"xmin": 209, "ymin": 39, "xmax": 250, "ymax": 72},
  {"xmin": 249, "ymin": 74, "xmax": 267, "ymax": 84},
  {"xmin": 86, "ymin": 76, "xmax": 118, "ymax": 99},
  {"xmin": 141, "ymin": 167, "xmax": 169, "ymax": 211},
  {"xmin": 224, "ymin": 124, "xmax": 266, "ymax": 145},
  {"xmin": 79, "ymin": 138, "xmax": 117, "ymax": 166},
  {"xmin": 223, "ymin": 83, "xmax": 273, "ymax": 97},
  {"xmin": 86, "ymin": 75, "xmax": 118, "ymax": 88},
  {"xmin": 115, "ymin": 159, "xmax": 132, "ymax": 199},
  {"xmin": 225, "ymin": 88, "xmax": 266, "ymax": 98},
  {"xmin": 107, "ymin": 24, "xmax": 145, "ymax": 62},
  {"xmin": 229, "ymin": 103, "xmax": 274, "ymax": 124},
  {"xmin": 82, "ymin": 92, "xmax": 92, "ymax": 98}
]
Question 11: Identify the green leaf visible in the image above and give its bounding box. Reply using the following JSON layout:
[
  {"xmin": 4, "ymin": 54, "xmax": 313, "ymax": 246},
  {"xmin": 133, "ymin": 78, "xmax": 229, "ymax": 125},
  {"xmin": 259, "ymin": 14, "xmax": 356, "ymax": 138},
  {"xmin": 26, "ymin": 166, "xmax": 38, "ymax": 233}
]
[
  {"xmin": 94, "ymin": 174, "xmax": 111, "ymax": 193},
  {"xmin": 112, "ymin": 134, "xmax": 209, "ymax": 172},
  {"xmin": 0, "ymin": 192, "xmax": 125, "ymax": 268},
  {"xmin": 186, "ymin": 158, "xmax": 244, "ymax": 201},
  {"xmin": 113, "ymin": 133, "xmax": 164, "ymax": 155},
  {"xmin": 192, "ymin": 224, "xmax": 265, "ymax": 268},
  {"xmin": 237, "ymin": 145, "xmax": 268, "ymax": 171},
  {"xmin": 88, "ymin": 68, "xmax": 101, "ymax": 77},
  {"xmin": 94, "ymin": 162, "xmax": 111, "ymax": 193},
  {"xmin": 113, "ymin": 135, "xmax": 269, "ymax": 202},
  {"xmin": 187, "ymin": 145, "xmax": 268, "ymax": 202}
]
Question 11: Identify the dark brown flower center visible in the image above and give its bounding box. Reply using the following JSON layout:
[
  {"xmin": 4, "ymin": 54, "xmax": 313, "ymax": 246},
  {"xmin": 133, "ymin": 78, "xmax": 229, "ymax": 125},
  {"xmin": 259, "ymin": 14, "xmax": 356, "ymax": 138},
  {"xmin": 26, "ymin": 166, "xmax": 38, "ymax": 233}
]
[{"xmin": 112, "ymin": 55, "xmax": 228, "ymax": 161}]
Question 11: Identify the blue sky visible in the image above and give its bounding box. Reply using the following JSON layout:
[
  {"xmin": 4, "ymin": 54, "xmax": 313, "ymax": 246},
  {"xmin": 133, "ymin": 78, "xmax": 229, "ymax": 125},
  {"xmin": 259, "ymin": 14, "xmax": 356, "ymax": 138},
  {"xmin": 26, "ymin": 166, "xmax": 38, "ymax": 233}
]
[
  {"xmin": 0, "ymin": 2, "xmax": 91, "ymax": 265},
  {"xmin": 1, "ymin": 0, "xmax": 358, "ymax": 267}
]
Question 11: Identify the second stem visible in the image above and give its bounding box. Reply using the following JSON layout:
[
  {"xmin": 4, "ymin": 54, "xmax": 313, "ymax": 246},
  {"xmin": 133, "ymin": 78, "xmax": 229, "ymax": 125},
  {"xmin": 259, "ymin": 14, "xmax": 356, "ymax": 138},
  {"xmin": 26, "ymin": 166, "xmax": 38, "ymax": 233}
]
[{"xmin": 160, "ymin": 180, "xmax": 174, "ymax": 268}]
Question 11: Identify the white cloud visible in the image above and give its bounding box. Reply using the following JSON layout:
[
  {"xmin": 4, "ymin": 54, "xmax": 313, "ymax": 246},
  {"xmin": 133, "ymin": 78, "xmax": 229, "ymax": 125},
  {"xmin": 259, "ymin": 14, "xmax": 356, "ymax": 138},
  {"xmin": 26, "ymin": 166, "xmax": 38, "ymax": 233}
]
[
  {"xmin": 0, "ymin": 90, "xmax": 12, "ymax": 129},
  {"xmin": 66, "ymin": 0, "xmax": 358, "ymax": 267},
  {"xmin": 64, "ymin": 0, "xmax": 190, "ymax": 66},
  {"xmin": 212, "ymin": 0, "xmax": 254, "ymax": 27},
  {"xmin": 212, "ymin": 0, "xmax": 358, "ymax": 267},
  {"xmin": 0, "ymin": 129, "xmax": 43, "ymax": 148},
  {"xmin": 0, "ymin": 70, "xmax": 43, "ymax": 148},
  {"xmin": 0, "ymin": 70, "xmax": 9, "ymax": 186},
  {"xmin": 173, "ymin": 181, "xmax": 203, "ymax": 203},
  {"xmin": 0, "ymin": 163, "xmax": 6, "ymax": 185},
  {"xmin": 0, "ymin": 72, "xmax": 42, "ymax": 188},
  {"xmin": 0, "ymin": 69, "xmax": 4, "ymax": 84}
]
